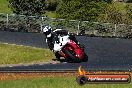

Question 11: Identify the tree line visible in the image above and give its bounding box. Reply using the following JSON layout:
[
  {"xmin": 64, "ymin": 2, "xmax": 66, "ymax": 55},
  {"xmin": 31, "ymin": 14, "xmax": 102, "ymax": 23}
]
[{"xmin": 8, "ymin": 0, "xmax": 132, "ymax": 24}]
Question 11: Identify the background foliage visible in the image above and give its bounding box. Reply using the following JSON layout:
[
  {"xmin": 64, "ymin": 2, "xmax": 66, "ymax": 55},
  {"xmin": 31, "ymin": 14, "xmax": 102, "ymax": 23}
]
[
  {"xmin": 1, "ymin": 0, "xmax": 132, "ymax": 23},
  {"xmin": 56, "ymin": 0, "xmax": 109, "ymax": 21},
  {"xmin": 8, "ymin": 0, "xmax": 46, "ymax": 16}
]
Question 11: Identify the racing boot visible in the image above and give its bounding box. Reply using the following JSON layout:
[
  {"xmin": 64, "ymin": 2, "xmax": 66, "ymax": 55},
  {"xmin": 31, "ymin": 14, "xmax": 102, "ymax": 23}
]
[{"xmin": 55, "ymin": 51, "xmax": 61, "ymax": 61}]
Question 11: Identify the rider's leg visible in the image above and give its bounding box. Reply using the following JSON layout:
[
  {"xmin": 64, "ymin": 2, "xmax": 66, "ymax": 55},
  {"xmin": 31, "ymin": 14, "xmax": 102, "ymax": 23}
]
[
  {"xmin": 55, "ymin": 51, "xmax": 60, "ymax": 60},
  {"xmin": 47, "ymin": 41, "xmax": 54, "ymax": 51}
]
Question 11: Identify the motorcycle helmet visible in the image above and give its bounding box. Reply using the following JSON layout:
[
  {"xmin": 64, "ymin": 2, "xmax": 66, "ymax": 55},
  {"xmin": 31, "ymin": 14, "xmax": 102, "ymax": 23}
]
[{"xmin": 43, "ymin": 26, "xmax": 52, "ymax": 36}]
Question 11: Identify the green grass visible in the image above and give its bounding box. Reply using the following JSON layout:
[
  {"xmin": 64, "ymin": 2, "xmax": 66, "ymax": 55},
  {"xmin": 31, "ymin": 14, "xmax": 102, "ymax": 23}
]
[
  {"xmin": 0, "ymin": 0, "xmax": 12, "ymax": 13},
  {"xmin": 0, "ymin": 76, "xmax": 131, "ymax": 88},
  {"xmin": 0, "ymin": 43, "xmax": 55, "ymax": 65},
  {"xmin": 112, "ymin": 2, "xmax": 128, "ymax": 14},
  {"xmin": 45, "ymin": 11, "xmax": 56, "ymax": 18},
  {"xmin": 112, "ymin": 2, "xmax": 132, "ymax": 14}
]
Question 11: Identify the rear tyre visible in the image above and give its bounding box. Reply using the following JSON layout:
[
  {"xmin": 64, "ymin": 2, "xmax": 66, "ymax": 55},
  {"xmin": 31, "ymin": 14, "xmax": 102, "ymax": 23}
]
[{"xmin": 64, "ymin": 49, "xmax": 81, "ymax": 63}]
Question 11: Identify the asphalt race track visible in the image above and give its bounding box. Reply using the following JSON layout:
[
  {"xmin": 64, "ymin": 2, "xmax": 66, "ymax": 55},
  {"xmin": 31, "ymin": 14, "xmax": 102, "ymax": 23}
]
[
  {"xmin": 0, "ymin": 31, "xmax": 132, "ymax": 71},
  {"xmin": 0, "ymin": 31, "xmax": 48, "ymax": 48}
]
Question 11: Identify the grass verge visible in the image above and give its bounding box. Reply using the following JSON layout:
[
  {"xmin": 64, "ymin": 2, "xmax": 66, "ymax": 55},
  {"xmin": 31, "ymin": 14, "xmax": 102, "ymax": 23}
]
[
  {"xmin": 0, "ymin": 76, "xmax": 131, "ymax": 88},
  {"xmin": 45, "ymin": 11, "xmax": 56, "ymax": 18},
  {"xmin": 0, "ymin": 43, "xmax": 55, "ymax": 65}
]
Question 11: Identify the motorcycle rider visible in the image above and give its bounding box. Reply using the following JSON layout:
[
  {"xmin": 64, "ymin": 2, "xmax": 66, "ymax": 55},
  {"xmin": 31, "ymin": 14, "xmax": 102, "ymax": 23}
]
[
  {"xmin": 42, "ymin": 26, "xmax": 83, "ymax": 60},
  {"xmin": 42, "ymin": 26, "xmax": 54, "ymax": 51},
  {"xmin": 43, "ymin": 26, "xmax": 81, "ymax": 50}
]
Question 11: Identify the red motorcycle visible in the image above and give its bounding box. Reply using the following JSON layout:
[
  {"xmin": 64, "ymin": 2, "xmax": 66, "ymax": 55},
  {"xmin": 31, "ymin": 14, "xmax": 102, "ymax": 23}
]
[{"xmin": 53, "ymin": 32, "xmax": 88, "ymax": 63}]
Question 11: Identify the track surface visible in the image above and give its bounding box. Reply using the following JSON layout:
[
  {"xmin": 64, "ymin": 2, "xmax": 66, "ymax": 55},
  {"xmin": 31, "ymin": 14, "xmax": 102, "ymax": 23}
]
[{"xmin": 0, "ymin": 31, "xmax": 132, "ymax": 71}]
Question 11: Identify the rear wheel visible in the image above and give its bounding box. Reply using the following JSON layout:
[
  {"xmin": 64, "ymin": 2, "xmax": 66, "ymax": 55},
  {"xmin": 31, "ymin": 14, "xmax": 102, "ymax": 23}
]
[{"xmin": 64, "ymin": 49, "xmax": 81, "ymax": 63}]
